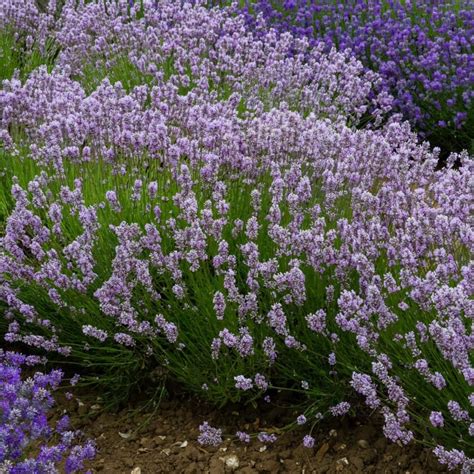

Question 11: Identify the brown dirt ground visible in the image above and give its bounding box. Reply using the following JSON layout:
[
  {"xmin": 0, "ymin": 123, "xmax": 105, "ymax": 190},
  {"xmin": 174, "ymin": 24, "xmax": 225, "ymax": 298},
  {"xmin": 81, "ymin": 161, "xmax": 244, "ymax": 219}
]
[{"xmin": 59, "ymin": 391, "xmax": 448, "ymax": 474}]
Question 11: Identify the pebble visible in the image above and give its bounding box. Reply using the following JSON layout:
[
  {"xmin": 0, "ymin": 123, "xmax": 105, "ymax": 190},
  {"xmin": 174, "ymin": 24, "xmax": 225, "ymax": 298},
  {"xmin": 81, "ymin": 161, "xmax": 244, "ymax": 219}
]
[
  {"xmin": 219, "ymin": 454, "xmax": 240, "ymax": 470},
  {"xmin": 336, "ymin": 457, "xmax": 349, "ymax": 471},
  {"xmin": 77, "ymin": 400, "xmax": 88, "ymax": 416},
  {"xmin": 357, "ymin": 439, "xmax": 369, "ymax": 449}
]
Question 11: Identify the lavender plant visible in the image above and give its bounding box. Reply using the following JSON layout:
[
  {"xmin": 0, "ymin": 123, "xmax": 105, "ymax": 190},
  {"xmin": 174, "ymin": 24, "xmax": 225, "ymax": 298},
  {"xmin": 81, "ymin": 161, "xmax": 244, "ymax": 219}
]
[
  {"xmin": 0, "ymin": 1, "xmax": 473, "ymax": 471},
  {"xmin": 238, "ymin": 0, "xmax": 474, "ymax": 157},
  {"xmin": 0, "ymin": 350, "xmax": 95, "ymax": 473},
  {"xmin": 0, "ymin": 0, "xmax": 59, "ymax": 82}
]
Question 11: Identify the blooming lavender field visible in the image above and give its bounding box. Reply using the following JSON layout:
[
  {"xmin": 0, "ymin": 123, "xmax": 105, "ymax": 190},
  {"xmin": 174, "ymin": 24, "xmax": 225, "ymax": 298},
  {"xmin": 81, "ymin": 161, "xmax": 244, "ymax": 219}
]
[
  {"xmin": 0, "ymin": 1, "xmax": 472, "ymax": 472},
  {"xmin": 237, "ymin": 0, "xmax": 474, "ymax": 159}
]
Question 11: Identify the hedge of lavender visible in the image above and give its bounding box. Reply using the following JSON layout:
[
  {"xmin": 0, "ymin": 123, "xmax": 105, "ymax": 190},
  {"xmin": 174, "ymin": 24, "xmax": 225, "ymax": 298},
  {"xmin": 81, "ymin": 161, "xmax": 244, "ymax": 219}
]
[
  {"xmin": 238, "ymin": 0, "xmax": 474, "ymax": 158},
  {"xmin": 0, "ymin": 1, "xmax": 473, "ymax": 471},
  {"xmin": 0, "ymin": 350, "xmax": 95, "ymax": 473}
]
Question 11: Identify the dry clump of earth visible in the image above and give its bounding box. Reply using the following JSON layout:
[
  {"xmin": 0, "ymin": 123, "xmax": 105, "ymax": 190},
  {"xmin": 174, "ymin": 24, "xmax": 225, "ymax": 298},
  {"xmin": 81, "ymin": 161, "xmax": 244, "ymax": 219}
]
[{"xmin": 59, "ymin": 391, "xmax": 448, "ymax": 474}]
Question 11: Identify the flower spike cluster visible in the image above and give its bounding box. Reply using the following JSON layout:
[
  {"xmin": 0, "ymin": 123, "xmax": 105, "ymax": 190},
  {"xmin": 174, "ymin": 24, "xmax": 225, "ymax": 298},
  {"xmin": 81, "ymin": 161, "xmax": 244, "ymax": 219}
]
[
  {"xmin": 0, "ymin": 351, "xmax": 95, "ymax": 473},
  {"xmin": 0, "ymin": 0, "xmax": 472, "ymax": 470}
]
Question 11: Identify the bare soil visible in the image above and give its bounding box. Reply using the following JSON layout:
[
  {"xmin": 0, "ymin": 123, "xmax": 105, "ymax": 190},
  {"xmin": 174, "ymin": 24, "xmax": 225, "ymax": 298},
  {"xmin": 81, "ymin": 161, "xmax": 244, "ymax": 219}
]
[{"xmin": 60, "ymin": 391, "xmax": 448, "ymax": 473}]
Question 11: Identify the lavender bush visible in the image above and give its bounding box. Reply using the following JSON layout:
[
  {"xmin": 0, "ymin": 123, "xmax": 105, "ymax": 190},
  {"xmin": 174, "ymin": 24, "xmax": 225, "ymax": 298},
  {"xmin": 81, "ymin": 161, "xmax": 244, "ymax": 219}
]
[
  {"xmin": 0, "ymin": 1, "xmax": 472, "ymax": 471},
  {"xmin": 237, "ymin": 0, "xmax": 474, "ymax": 157},
  {"xmin": 0, "ymin": 0, "xmax": 59, "ymax": 82},
  {"xmin": 0, "ymin": 350, "xmax": 95, "ymax": 473}
]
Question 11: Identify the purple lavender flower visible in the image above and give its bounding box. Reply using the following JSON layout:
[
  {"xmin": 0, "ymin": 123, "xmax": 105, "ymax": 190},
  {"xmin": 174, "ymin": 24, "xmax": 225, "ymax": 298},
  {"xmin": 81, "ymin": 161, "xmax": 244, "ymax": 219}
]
[
  {"xmin": 350, "ymin": 372, "xmax": 380, "ymax": 409},
  {"xmin": 237, "ymin": 328, "xmax": 254, "ymax": 357},
  {"xmin": 447, "ymin": 401, "xmax": 469, "ymax": 422},
  {"xmin": 105, "ymin": 190, "xmax": 121, "ymax": 212},
  {"xmin": 306, "ymin": 309, "xmax": 326, "ymax": 334},
  {"xmin": 236, "ymin": 431, "xmax": 250, "ymax": 443},
  {"xmin": 430, "ymin": 411, "xmax": 444, "ymax": 428},
  {"xmin": 329, "ymin": 402, "xmax": 351, "ymax": 417},
  {"xmin": 82, "ymin": 325, "xmax": 108, "ymax": 342},
  {"xmin": 213, "ymin": 291, "xmax": 226, "ymax": 320},
  {"xmin": 70, "ymin": 374, "xmax": 80, "ymax": 386},
  {"xmin": 148, "ymin": 181, "xmax": 158, "ymax": 199},
  {"xmin": 243, "ymin": 0, "xmax": 474, "ymax": 155},
  {"xmin": 254, "ymin": 373, "xmax": 268, "ymax": 391},
  {"xmin": 303, "ymin": 435, "xmax": 315, "ymax": 448},
  {"xmin": 433, "ymin": 446, "xmax": 471, "ymax": 471},
  {"xmin": 296, "ymin": 414, "xmax": 307, "ymax": 425},
  {"xmin": 113, "ymin": 333, "xmax": 135, "ymax": 347},
  {"xmin": 155, "ymin": 314, "xmax": 178, "ymax": 343},
  {"xmin": 0, "ymin": 351, "xmax": 95, "ymax": 472},
  {"xmin": 257, "ymin": 432, "xmax": 277, "ymax": 444},
  {"xmin": 234, "ymin": 375, "xmax": 253, "ymax": 391},
  {"xmin": 197, "ymin": 422, "xmax": 222, "ymax": 447},
  {"xmin": 0, "ymin": 3, "xmax": 473, "ymax": 467},
  {"xmin": 262, "ymin": 337, "xmax": 277, "ymax": 365}
]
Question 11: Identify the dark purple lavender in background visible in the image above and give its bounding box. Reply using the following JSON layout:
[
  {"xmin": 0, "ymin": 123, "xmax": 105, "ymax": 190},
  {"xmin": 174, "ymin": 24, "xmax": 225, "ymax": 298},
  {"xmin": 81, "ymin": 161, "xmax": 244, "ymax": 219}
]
[{"xmin": 237, "ymin": 0, "xmax": 474, "ymax": 157}]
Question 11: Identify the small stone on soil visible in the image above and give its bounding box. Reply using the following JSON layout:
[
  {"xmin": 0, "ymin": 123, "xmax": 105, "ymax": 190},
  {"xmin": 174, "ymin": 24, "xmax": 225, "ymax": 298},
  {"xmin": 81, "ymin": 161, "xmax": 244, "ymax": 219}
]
[
  {"xmin": 219, "ymin": 454, "xmax": 240, "ymax": 470},
  {"xmin": 357, "ymin": 439, "xmax": 369, "ymax": 449}
]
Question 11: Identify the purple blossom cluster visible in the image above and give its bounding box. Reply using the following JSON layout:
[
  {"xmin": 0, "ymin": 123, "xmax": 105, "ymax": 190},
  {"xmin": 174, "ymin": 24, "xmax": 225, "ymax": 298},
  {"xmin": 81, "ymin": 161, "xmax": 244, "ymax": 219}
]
[
  {"xmin": 197, "ymin": 422, "xmax": 222, "ymax": 446},
  {"xmin": 0, "ymin": 0, "xmax": 473, "ymax": 469},
  {"xmin": 241, "ymin": 0, "xmax": 474, "ymax": 155},
  {"xmin": 0, "ymin": 350, "xmax": 95, "ymax": 473},
  {"xmin": 303, "ymin": 434, "xmax": 315, "ymax": 448},
  {"xmin": 0, "ymin": 0, "xmax": 57, "ymax": 52},
  {"xmin": 0, "ymin": 1, "xmax": 391, "ymax": 159}
]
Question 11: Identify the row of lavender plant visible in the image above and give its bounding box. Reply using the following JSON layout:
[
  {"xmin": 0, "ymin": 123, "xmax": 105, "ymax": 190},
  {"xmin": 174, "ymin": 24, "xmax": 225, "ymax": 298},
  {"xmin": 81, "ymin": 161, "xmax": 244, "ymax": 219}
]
[
  {"xmin": 0, "ymin": 350, "xmax": 95, "ymax": 473},
  {"xmin": 235, "ymin": 0, "xmax": 474, "ymax": 158},
  {"xmin": 0, "ymin": 1, "xmax": 472, "ymax": 471}
]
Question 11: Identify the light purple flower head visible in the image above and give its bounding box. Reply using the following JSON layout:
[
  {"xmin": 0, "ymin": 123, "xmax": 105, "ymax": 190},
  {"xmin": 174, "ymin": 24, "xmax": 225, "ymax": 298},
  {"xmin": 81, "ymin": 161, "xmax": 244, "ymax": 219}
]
[
  {"xmin": 234, "ymin": 375, "xmax": 253, "ymax": 391},
  {"xmin": 430, "ymin": 411, "xmax": 444, "ymax": 428},
  {"xmin": 198, "ymin": 422, "xmax": 222, "ymax": 447},
  {"xmin": 303, "ymin": 435, "xmax": 315, "ymax": 448}
]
